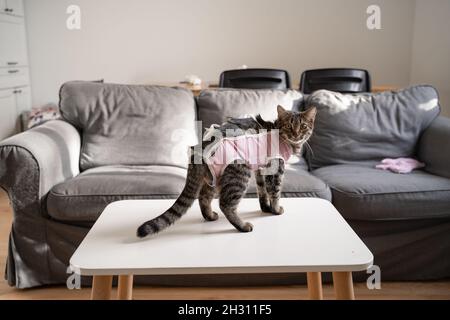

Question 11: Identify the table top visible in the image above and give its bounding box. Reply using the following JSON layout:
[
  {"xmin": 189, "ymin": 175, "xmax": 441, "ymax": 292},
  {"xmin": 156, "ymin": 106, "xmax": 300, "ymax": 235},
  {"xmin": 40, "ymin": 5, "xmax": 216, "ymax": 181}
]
[{"xmin": 70, "ymin": 198, "xmax": 373, "ymax": 276}]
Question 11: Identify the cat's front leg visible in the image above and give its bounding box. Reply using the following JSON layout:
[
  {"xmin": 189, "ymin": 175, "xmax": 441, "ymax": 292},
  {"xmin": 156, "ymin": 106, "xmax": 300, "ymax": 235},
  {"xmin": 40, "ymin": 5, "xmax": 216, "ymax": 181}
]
[
  {"xmin": 255, "ymin": 169, "xmax": 272, "ymax": 213},
  {"xmin": 264, "ymin": 158, "xmax": 285, "ymax": 215}
]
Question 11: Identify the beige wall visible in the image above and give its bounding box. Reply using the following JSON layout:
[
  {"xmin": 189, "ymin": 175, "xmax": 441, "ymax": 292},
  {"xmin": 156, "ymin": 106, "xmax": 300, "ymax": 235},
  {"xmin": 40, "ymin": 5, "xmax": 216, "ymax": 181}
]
[
  {"xmin": 410, "ymin": 0, "xmax": 450, "ymax": 117},
  {"xmin": 25, "ymin": 0, "xmax": 416, "ymax": 107}
]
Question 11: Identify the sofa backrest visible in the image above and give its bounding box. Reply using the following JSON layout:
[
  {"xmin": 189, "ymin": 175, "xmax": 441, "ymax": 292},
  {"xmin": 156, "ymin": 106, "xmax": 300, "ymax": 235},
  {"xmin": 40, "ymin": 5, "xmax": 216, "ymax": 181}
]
[
  {"xmin": 196, "ymin": 89, "xmax": 303, "ymax": 129},
  {"xmin": 306, "ymin": 85, "xmax": 441, "ymax": 169},
  {"xmin": 60, "ymin": 81, "xmax": 198, "ymax": 171}
]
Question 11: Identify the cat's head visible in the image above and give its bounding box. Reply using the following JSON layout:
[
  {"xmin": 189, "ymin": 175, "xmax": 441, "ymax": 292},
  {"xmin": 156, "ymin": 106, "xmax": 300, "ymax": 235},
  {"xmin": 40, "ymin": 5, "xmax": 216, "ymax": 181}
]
[{"xmin": 277, "ymin": 105, "xmax": 317, "ymax": 150}]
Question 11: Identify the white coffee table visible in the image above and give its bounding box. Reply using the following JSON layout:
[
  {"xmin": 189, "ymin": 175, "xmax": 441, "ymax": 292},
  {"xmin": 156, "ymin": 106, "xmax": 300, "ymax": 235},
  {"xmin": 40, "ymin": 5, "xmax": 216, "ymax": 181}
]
[{"xmin": 70, "ymin": 198, "xmax": 373, "ymax": 300}]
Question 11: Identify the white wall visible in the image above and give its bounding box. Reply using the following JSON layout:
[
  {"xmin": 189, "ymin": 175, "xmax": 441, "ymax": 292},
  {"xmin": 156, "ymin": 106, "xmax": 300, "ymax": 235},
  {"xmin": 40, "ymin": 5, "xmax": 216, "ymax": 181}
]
[
  {"xmin": 25, "ymin": 0, "xmax": 416, "ymax": 107},
  {"xmin": 410, "ymin": 0, "xmax": 450, "ymax": 117}
]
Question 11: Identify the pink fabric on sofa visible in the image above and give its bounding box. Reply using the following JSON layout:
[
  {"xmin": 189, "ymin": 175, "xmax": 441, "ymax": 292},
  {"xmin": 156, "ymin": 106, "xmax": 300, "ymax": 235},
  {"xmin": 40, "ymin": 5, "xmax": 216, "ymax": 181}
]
[{"xmin": 375, "ymin": 158, "xmax": 425, "ymax": 174}]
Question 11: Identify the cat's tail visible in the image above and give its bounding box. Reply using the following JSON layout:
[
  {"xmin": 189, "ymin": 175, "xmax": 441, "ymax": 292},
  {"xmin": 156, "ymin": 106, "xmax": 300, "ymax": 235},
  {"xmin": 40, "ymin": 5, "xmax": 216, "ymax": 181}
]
[{"xmin": 136, "ymin": 162, "xmax": 206, "ymax": 238}]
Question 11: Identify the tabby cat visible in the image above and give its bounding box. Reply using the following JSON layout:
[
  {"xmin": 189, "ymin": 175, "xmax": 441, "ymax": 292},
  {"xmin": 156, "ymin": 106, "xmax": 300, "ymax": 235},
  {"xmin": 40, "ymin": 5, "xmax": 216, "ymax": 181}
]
[{"xmin": 137, "ymin": 105, "xmax": 317, "ymax": 237}]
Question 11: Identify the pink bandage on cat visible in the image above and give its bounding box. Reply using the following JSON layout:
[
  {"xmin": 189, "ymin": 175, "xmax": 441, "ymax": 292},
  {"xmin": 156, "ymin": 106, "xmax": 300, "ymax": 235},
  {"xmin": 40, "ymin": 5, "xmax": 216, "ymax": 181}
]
[
  {"xmin": 204, "ymin": 131, "xmax": 292, "ymax": 186},
  {"xmin": 375, "ymin": 158, "xmax": 425, "ymax": 174}
]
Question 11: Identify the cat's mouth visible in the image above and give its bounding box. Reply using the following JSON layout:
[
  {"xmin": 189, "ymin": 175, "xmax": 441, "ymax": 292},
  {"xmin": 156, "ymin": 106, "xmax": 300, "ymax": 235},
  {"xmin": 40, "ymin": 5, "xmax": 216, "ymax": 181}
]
[{"xmin": 281, "ymin": 135, "xmax": 305, "ymax": 145}]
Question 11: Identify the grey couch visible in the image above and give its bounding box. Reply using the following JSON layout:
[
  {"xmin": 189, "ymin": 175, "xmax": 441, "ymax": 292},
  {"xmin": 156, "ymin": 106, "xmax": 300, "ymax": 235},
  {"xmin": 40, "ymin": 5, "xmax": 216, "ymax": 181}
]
[{"xmin": 1, "ymin": 81, "xmax": 449, "ymax": 289}]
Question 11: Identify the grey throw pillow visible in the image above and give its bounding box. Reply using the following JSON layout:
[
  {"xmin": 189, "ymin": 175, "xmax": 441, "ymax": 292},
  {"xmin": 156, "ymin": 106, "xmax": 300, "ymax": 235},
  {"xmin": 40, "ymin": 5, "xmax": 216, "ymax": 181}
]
[
  {"xmin": 197, "ymin": 89, "xmax": 304, "ymax": 129},
  {"xmin": 305, "ymin": 85, "xmax": 441, "ymax": 169},
  {"xmin": 60, "ymin": 81, "xmax": 198, "ymax": 171}
]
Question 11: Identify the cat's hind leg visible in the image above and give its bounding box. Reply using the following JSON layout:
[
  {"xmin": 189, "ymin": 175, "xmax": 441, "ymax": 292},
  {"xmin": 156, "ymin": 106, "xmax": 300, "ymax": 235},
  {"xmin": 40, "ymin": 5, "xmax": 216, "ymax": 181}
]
[
  {"xmin": 199, "ymin": 182, "xmax": 219, "ymax": 221},
  {"xmin": 219, "ymin": 162, "xmax": 253, "ymax": 232}
]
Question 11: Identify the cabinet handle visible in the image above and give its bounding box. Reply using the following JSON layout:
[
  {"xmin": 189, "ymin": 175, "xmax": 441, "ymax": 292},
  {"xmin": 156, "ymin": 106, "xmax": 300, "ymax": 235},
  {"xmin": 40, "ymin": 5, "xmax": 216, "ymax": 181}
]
[
  {"xmin": 4, "ymin": 8, "xmax": 11, "ymax": 12},
  {"xmin": 7, "ymin": 62, "xmax": 18, "ymax": 66},
  {"xmin": 13, "ymin": 90, "xmax": 23, "ymax": 94},
  {"xmin": 8, "ymin": 70, "xmax": 19, "ymax": 74}
]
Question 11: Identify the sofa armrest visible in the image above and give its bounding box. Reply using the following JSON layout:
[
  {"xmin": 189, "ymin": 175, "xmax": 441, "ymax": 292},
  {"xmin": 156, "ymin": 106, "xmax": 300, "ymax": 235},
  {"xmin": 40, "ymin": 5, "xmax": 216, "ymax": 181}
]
[
  {"xmin": 418, "ymin": 116, "xmax": 450, "ymax": 179},
  {"xmin": 0, "ymin": 120, "xmax": 81, "ymax": 216}
]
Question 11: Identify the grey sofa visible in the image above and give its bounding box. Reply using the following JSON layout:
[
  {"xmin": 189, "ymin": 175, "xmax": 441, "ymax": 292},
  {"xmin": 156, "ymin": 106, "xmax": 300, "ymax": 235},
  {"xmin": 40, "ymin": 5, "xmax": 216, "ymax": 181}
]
[{"xmin": 1, "ymin": 81, "xmax": 449, "ymax": 289}]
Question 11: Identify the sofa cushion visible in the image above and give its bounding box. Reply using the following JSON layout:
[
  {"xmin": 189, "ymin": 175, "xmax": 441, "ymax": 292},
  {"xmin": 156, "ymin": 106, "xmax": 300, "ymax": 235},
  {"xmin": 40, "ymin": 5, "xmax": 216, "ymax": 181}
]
[
  {"xmin": 313, "ymin": 164, "xmax": 450, "ymax": 221},
  {"xmin": 47, "ymin": 165, "xmax": 187, "ymax": 222},
  {"xmin": 197, "ymin": 89, "xmax": 303, "ymax": 129},
  {"xmin": 46, "ymin": 161, "xmax": 330, "ymax": 223},
  {"xmin": 59, "ymin": 81, "xmax": 198, "ymax": 171},
  {"xmin": 306, "ymin": 85, "xmax": 441, "ymax": 169}
]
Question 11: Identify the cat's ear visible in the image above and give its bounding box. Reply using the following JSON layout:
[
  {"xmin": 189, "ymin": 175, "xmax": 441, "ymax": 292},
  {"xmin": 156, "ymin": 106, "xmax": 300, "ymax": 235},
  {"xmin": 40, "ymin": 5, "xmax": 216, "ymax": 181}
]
[
  {"xmin": 303, "ymin": 106, "xmax": 317, "ymax": 122},
  {"xmin": 277, "ymin": 105, "xmax": 288, "ymax": 118}
]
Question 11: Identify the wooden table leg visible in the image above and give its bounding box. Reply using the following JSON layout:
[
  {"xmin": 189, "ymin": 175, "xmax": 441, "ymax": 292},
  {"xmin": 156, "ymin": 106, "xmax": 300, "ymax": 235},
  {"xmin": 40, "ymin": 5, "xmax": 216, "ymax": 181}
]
[
  {"xmin": 118, "ymin": 275, "xmax": 134, "ymax": 300},
  {"xmin": 91, "ymin": 275, "xmax": 113, "ymax": 300},
  {"xmin": 332, "ymin": 272, "xmax": 355, "ymax": 300},
  {"xmin": 307, "ymin": 272, "xmax": 323, "ymax": 300}
]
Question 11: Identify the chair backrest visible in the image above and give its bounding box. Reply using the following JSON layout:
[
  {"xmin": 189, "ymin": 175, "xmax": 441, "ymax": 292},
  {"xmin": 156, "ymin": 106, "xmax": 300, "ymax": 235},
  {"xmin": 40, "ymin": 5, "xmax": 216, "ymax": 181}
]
[
  {"xmin": 299, "ymin": 68, "xmax": 371, "ymax": 94},
  {"xmin": 219, "ymin": 68, "xmax": 291, "ymax": 90}
]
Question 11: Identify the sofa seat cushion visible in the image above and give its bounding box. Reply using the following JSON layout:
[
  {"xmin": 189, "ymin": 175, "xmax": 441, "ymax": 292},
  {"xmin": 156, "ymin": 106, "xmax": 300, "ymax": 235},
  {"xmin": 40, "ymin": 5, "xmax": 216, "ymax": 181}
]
[
  {"xmin": 47, "ymin": 161, "xmax": 331, "ymax": 224},
  {"xmin": 313, "ymin": 164, "xmax": 450, "ymax": 221},
  {"xmin": 47, "ymin": 165, "xmax": 187, "ymax": 223}
]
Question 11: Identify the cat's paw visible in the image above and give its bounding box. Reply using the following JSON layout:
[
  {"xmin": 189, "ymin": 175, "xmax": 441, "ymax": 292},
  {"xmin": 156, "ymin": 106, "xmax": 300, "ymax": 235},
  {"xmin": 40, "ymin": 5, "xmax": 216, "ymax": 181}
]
[
  {"xmin": 240, "ymin": 222, "xmax": 254, "ymax": 232},
  {"xmin": 205, "ymin": 211, "xmax": 219, "ymax": 222},
  {"xmin": 259, "ymin": 200, "xmax": 272, "ymax": 213},
  {"xmin": 271, "ymin": 206, "xmax": 284, "ymax": 215}
]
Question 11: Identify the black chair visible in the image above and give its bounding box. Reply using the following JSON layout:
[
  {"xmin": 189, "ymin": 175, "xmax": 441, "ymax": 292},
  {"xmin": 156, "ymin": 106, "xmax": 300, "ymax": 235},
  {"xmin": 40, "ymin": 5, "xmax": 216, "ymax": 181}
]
[
  {"xmin": 219, "ymin": 68, "xmax": 291, "ymax": 90},
  {"xmin": 299, "ymin": 68, "xmax": 371, "ymax": 94}
]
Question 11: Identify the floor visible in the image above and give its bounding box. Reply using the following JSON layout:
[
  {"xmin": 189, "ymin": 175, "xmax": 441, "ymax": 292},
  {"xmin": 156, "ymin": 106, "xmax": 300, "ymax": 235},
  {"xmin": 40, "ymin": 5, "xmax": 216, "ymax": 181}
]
[{"xmin": 0, "ymin": 190, "xmax": 449, "ymax": 300}]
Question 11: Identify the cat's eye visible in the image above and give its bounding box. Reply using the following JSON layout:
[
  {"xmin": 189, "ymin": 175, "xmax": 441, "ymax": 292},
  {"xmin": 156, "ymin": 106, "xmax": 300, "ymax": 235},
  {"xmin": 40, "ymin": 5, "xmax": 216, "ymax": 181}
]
[{"xmin": 301, "ymin": 124, "xmax": 308, "ymax": 130}]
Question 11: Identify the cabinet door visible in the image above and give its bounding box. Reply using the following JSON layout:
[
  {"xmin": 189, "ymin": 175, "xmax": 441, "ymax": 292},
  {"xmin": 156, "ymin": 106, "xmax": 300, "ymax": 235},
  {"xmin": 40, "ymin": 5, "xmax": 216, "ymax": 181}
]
[
  {"xmin": 0, "ymin": 19, "xmax": 28, "ymax": 67},
  {"xmin": 5, "ymin": 0, "xmax": 23, "ymax": 17},
  {"xmin": 14, "ymin": 85, "xmax": 31, "ymax": 114},
  {"xmin": 0, "ymin": 89, "xmax": 17, "ymax": 140}
]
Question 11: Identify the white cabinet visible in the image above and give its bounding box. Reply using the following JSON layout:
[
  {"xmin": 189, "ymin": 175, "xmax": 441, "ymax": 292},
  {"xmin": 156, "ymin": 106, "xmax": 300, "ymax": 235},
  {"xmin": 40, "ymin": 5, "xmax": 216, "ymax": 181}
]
[
  {"xmin": 13, "ymin": 85, "xmax": 30, "ymax": 114},
  {"xmin": 0, "ymin": 0, "xmax": 30, "ymax": 141},
  {"xmin": 0, "ymin": 0, "xmax": 6, "ymax": 13},
  {"xmin": 0, "ymin": 86, "xmax": 30, "ymax": 140},
  {"xmin": 0, "ymin": 88, "xmax": 17, "ymax": 140},
  {"xmin": 0, "ymin": 18, "xmax": 28, "ymax": 67},
  {"xmin": 0, "ymin": 67, "xmax": 29, "ymax": 88},
  {"xmin": 2, "ymin": 0, "xmax": 24, "ymax": 17}
]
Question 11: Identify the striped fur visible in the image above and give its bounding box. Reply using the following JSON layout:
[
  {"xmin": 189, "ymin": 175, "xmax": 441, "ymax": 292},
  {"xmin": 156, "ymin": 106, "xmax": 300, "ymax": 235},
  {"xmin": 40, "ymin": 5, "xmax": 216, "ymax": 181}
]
[
  {"xmin": 219, "ymin": 161, "xmax": 253, "ymax": 232},
  {"xmin": 137, "ymin": 105, "xmax": 316, "ymax": 237},
  {"xmin": 136, "ymin": 160, "xmax": 207, "ymax": 237}
]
